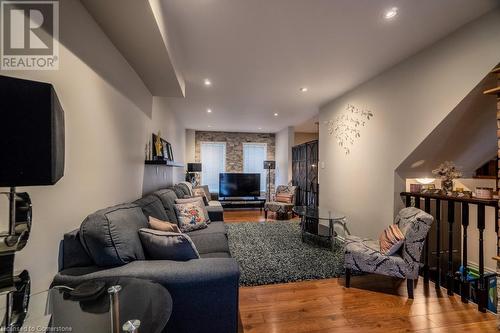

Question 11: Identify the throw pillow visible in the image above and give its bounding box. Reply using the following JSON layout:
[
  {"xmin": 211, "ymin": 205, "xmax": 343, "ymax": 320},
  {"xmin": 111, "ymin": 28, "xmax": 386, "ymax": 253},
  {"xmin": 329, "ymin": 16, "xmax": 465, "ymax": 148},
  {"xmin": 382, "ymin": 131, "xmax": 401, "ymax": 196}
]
[
  {"xmin": 148, "ymin": 216, "xmax": 180, "ymax": 233},
  {"xmin": 379, "ymin": 224, "xmax": 405, "ymax": 255},
  {"xmin": 174, "ymin": 203, "xmax": 208, "ymax": 232},
  {"xmin": 175, "ymin": 197, "xmax": 211, "ymax": 223},
  {"xmin": 194, "ymin": 185, "xmax": 211, "ymax": 202},
  {"xmin": 138, "ymin": 228, "xmax": 200, "ymax": 261},
  {"xmin": 192, "ymin": 187, "xmax": 209, "ymax": 204},
  {"xmin": 276, "ymin": 193, "xmax": 294, "ymax": 203}
]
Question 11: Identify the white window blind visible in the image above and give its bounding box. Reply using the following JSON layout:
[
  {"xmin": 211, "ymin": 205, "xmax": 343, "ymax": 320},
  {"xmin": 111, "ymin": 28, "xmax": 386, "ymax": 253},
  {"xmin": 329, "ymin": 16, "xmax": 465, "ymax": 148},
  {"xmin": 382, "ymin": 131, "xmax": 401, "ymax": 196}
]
[
  {"xmin": 200, "ymin": 142, "xmax": 226, "ymax": 193},
  {"xmin": 243, "ymin": 143, "xmax": 267, "ymax": 191}
]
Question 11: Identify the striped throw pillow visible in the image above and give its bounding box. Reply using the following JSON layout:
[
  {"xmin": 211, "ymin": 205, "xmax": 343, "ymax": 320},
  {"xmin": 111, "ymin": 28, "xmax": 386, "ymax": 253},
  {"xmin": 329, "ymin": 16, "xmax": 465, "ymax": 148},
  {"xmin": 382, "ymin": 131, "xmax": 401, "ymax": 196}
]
[
  {"xmin": 276, "ymin": 193, "xmax": 293, "ymax": 203},
  {"xmin": 379, "ymin": 224, "xmax": 405, "ymax": 255}
]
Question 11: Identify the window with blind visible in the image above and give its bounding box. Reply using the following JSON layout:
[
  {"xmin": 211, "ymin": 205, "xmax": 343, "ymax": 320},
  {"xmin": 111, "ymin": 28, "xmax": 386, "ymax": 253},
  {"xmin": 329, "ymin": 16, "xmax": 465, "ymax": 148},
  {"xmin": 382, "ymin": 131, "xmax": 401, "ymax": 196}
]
[
  {"xmin": 243, "ymin": 143, "xmax": 267, "ymax": 192},
  {"xmin": 200, "ymin": 142, "xmax": 226, "ymax": 193}
]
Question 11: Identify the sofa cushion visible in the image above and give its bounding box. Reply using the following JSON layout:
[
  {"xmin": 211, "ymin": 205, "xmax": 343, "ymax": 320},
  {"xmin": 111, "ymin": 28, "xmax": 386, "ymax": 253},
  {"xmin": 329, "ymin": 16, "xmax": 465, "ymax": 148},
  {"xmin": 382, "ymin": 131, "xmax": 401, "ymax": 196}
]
[
  {"xmin": 200, "ymin": 252, "xmax": 231, "ymax": 259},
  {"xmin": 62, "ymin": 229, "xmax": 93, "ymax": 270},
  {"xmin": 186, "ymin": 221, "xmax": 227, "ymax": 236},
  {"xmin": 153, "ymin": 189, "xmax": 179, "ymax": 224},
  {"xmin": 188, "ymin": 232, "xmax": 230, "ymax": 255},
  {"xmin": 79, "ymin": 203, "xmax": 148, "ymax": 267},
  {"xmin": 177, "ymin": 182, "xmax": 192, "ymax": 197},
  {"xmin": 139, "ymin": 228, "xmax": 200, "ymax": 261},
  {"xmin": 170, "ymin": 185, "xmax": 187, "ymax": 199},
  {"xmin": 134, "ymin": 195, "xmax": 169, "ymax": 221}
]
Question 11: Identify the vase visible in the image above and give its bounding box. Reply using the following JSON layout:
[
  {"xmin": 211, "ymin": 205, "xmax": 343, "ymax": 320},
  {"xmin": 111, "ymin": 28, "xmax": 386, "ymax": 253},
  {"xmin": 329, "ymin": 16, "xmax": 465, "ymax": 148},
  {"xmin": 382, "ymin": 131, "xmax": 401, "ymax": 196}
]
[{"xmin": 442, "ymin": 179, "xmax": 453, "ymax": 193}]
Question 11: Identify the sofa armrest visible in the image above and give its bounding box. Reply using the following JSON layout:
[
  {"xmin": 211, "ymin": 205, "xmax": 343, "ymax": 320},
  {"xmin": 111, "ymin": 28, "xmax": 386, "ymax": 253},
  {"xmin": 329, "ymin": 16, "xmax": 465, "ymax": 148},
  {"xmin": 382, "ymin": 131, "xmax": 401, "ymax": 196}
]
[
  {"xmin": 53, "ymin": 259, "xmax": 240, "ymax": 333},
  {"xmin": 206, "ymin": 205, "xmax": 224, "ymax": 221}
]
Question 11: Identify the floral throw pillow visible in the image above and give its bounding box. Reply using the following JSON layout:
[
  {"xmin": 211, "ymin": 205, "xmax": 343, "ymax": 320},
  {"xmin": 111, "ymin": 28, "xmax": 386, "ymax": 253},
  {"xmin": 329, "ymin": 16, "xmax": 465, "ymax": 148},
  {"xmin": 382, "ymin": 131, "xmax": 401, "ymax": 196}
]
[
  {"xmin": 175, "ymin": 197, "xmax": 210, "ymax": 223},
  {"xmin": 174, "ymin": 203, "xmax": 208, "ymax": 232}
]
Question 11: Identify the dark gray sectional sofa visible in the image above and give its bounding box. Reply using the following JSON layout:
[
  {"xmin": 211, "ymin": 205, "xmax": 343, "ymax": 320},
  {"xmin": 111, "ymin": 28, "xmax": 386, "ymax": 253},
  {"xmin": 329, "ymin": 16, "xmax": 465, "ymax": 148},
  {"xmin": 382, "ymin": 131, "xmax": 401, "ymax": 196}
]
[{"xmin": 52, "ymin": 184, "xmax": 239, "ymax": 333}]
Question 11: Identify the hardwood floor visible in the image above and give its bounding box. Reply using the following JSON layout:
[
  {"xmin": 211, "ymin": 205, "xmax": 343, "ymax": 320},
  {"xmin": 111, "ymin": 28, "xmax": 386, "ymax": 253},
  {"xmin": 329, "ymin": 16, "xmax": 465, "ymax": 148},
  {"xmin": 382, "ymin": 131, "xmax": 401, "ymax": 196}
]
[{"xmin": 227, "ymin": 209, "xmax": 497, "ymax": 333}]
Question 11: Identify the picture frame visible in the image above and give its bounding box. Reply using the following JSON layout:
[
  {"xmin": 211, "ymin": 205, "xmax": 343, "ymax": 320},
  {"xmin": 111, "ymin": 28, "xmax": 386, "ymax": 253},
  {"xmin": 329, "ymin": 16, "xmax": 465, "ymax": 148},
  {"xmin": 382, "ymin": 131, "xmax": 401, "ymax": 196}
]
[
  {"xmin": 152, "ymin": 133, "xmax": 163, "ymax": 160},
  {"xmin": 166, "ymin": 142, "xmax": 174, "ymax": 161},
  {"xmin": 151, "ymin": 133, "xmax": 174, "ymax": 162}
]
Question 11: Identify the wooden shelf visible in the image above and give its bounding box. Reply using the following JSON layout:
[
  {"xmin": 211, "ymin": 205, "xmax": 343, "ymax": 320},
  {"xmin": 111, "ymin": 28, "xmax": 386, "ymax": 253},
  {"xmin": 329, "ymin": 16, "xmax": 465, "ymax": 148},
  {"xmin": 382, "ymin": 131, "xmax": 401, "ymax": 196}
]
[
  {"xmin": 145, "ymin": 160, "xmax": 184, "ymax": 167},
  {"xmin": 483, "ymin": 86, "xmax": 500, "ymax": 95},
  {"xmin": 491, "ymin": 67, "xmax": 500, "ymax": 74},
  {"xmin": 492, "ymin": 256, "xmax": 500, "ymax": 262}
]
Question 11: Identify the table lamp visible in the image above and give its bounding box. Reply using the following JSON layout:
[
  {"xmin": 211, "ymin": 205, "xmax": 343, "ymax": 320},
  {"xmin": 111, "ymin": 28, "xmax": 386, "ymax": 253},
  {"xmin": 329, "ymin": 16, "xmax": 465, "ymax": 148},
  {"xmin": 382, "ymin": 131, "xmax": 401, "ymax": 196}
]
[{"xmin": 186, "ymin": 163, "xmax": 202, "ymax": 186}]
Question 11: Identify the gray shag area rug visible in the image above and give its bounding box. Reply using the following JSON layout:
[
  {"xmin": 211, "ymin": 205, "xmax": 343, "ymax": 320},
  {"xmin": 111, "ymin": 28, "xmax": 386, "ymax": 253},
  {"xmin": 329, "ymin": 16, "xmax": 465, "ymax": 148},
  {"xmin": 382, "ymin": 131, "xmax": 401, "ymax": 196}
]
[{"xmin": 227, "ymin": 221, "xmax": 345, "ymax": 286}]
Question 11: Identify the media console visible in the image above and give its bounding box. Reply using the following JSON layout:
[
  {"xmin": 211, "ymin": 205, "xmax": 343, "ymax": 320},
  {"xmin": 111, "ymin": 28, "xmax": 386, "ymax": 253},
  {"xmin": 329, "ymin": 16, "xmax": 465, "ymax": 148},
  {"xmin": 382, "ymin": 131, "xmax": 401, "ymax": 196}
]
[{"xmin": 219, "ymin": 197, "xmax": 266, "ymax": 210}]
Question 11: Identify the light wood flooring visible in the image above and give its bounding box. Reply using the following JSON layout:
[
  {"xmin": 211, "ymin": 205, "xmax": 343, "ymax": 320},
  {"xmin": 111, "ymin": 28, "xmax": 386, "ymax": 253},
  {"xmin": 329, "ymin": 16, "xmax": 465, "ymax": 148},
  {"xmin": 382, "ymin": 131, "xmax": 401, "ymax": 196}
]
[{"xmin": 225, "ymin": 209, "xmax": 497, "ymax": 333}]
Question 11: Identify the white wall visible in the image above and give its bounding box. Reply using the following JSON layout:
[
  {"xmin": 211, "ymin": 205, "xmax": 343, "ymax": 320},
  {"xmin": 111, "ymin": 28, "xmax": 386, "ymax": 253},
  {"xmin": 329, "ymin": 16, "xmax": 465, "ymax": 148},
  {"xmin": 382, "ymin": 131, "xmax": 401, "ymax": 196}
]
[
  {"xmin": 275, "ymin": 127, "xmax": 294, "ymax": 186},
  {"xmin": 0, "ymin": 0, "xmax": 185, "ymax": 293},
  {"xmin": 319, "ymin": 9, "xmax": 500, "ymax": 239},
  {"xmin": 185, "ymin": 129, "xmax": 196, "ymax": 163}
]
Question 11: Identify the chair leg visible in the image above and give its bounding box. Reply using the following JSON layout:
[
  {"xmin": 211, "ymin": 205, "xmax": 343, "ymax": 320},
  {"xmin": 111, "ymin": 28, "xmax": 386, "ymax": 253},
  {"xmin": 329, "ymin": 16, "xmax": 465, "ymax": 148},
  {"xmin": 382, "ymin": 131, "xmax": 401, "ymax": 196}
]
[
  {"xmin": 265, "ymin": 210, "xmax": 268, "ymax": 220},
  {"xmin": 345, "ymin": 268, "xmax": 351, "ymax": 288},
  {"xmin": 407, "ymin": 279, "xmax": 414, "ymax": 299}
]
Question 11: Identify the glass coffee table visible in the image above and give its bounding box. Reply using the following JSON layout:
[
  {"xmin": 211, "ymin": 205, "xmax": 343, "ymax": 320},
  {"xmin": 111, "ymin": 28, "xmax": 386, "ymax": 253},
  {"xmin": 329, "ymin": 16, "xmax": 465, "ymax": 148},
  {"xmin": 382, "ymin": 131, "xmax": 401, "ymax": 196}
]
[{"xmin": 293, "ymin": 206, "xmax": 350, "ymax": 248}]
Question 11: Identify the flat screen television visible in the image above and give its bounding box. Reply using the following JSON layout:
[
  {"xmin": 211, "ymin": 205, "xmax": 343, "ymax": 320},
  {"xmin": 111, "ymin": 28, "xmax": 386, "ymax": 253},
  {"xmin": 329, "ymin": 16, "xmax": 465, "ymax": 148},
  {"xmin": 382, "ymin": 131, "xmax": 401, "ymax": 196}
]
[{"xmin": 219, "ymin": 173, "xmax": 261, "ymax": 198}]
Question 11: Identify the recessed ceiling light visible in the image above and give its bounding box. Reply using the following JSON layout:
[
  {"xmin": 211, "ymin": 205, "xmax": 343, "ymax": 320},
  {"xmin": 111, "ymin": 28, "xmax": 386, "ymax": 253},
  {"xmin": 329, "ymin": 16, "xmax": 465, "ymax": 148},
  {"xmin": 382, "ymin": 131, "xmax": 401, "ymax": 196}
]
[
  {"xmin": 258, "ymin": 127, "xmax": 262, "ymax": 130},
  {"xmin": 384, "ymin": 7, "xmax": 398, "ymax": 20},
  {"xmin": 204, "ymin": 78, "xmax": 212, "ymax": 86},
  {"xmin": 207, "ymin": 108, "xmax": 212, "ymax": 113},
  {"xmin": 208, "ymin": 125, "xmax": 212, "ymax": 128},
  {"xmin": 300, "ymin": 87, "xmax": 308, "ymax": 92},
  {"xmin": 274, "ymin": 113, "xmax": 279, "ymax": 117}
]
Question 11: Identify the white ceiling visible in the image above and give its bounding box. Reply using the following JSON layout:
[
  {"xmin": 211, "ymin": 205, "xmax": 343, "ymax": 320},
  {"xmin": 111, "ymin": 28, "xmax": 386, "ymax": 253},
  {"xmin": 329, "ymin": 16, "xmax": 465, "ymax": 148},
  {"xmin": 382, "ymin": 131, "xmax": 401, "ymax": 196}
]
[{"xmin": 161, "ymin": 0, "xmax": 499, "ymax": 133}]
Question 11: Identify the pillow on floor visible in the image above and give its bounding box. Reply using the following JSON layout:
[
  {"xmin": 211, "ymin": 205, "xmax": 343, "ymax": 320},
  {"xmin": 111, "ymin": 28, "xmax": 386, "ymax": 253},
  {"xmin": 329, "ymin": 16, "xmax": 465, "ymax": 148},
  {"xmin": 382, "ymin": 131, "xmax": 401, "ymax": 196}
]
[
  {"xmin": 148, "ymin": 216, "xmax": 181, "ymax": 233},
  {"xmin": 379, "ymin": 224, "xmax": 405, "ymax": 255},
  {"xmin": 139, "ymin": 228, "xmax": 200, "ymax": 261},
  {"xmin": 174, "ymin": 203, "xmax": 208, "ymax": 232},
  {"xmin": 175, "ymin": 197, "xmax": 210, "ymax": 223}
]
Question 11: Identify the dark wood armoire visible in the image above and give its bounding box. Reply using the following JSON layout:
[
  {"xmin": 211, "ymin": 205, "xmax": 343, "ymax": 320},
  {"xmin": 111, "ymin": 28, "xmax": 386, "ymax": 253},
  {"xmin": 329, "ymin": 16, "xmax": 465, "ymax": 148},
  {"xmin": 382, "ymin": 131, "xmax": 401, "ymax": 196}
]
[{"xmin": 292, "ymin": 140, "xmax": 319, "ymax": 207}]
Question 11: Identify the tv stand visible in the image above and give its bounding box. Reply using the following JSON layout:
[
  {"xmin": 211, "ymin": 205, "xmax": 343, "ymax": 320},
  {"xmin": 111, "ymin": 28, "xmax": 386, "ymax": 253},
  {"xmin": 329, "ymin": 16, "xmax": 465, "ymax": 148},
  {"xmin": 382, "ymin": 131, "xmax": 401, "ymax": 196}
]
[{"xmin": 219, "ymin": 196, "xmax": 266, "ymax": 210}]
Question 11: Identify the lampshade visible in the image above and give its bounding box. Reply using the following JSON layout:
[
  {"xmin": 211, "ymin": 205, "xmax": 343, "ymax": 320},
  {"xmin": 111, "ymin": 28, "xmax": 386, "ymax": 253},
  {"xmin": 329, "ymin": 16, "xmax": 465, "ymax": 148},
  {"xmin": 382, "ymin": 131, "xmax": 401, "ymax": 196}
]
[
  {"xmin": 0, "ymin": 75, "xmax": 65, "ymax": 187},
  {"xmin": 263, "ymin": 160, "xmax": 276, "ymax": 169},
  {"xmin": 187, "ymin": 163, "xmax": 202, "ymax": 172}
]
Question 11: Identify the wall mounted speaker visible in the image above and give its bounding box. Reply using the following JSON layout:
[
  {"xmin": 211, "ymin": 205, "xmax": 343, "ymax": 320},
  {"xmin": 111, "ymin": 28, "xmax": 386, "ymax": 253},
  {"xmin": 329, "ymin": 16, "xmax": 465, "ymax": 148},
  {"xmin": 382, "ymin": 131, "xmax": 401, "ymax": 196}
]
[{"xmin": 0, "ymin": 75, "xmax": 65, "ymax": 187}]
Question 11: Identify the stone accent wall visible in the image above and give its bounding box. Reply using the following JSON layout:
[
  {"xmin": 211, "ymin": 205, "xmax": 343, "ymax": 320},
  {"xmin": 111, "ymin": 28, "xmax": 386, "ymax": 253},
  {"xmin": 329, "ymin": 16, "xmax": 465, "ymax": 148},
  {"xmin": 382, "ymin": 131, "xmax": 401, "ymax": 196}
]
[{"xmin": 195, "ymin": 131, "xmax": 276, "ymax": 194}]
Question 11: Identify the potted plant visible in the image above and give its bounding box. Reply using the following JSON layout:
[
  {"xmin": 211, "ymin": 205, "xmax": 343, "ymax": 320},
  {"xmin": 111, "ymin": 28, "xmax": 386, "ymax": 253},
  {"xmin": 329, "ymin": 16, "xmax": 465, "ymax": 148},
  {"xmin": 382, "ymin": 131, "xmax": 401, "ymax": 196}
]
[{"xmin": 432, "ymin": 161, "xmax": 462, "ymax": 194}]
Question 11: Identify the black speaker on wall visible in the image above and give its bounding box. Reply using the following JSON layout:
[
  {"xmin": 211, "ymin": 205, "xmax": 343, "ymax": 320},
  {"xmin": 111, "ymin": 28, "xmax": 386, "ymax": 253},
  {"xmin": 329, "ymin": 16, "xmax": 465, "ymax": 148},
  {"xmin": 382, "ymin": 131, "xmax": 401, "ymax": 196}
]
[{"xmin": 0, "ymin": 75, "xmax": 65, "ymax": 187}]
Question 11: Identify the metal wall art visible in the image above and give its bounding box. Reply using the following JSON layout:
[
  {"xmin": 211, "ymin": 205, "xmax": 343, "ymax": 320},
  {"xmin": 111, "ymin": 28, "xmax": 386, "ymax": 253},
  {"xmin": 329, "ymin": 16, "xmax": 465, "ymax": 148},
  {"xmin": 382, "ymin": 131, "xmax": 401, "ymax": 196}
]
[{"xmin": 324, "ymin": 104, "xmax": 374, "ymax": 154}]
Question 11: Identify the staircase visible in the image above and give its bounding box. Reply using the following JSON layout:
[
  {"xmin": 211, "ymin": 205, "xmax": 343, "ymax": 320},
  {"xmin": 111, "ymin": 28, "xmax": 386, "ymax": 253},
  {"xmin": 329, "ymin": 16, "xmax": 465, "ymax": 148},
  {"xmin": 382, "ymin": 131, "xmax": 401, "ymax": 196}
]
[{"xmin": 484, "ymin": 66, "xmax": 500, "ymax": 320}]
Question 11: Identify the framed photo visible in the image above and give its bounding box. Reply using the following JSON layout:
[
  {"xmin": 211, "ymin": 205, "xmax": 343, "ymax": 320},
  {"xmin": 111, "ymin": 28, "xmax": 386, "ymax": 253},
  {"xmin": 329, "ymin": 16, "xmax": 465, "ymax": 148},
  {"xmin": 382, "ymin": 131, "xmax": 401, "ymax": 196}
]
[
  {"xmin": 152, "ymin": 133, "xmax": 163, "ymax": 160},
  {"xmin": 166, "ymin": 142, "xmax": 174, "ymax": 161}
]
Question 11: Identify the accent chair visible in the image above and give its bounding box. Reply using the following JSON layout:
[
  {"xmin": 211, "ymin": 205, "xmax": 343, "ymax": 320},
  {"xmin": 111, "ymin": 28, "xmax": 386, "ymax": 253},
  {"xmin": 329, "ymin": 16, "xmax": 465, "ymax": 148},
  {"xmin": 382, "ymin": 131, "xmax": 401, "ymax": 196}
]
[
  {"xmin": 344, "ymin": 207, "xmax": 433, "ymax": 298},
  {"xmin": 264, "ymin": 185, "xmax": 298, "ymax": 220}
]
